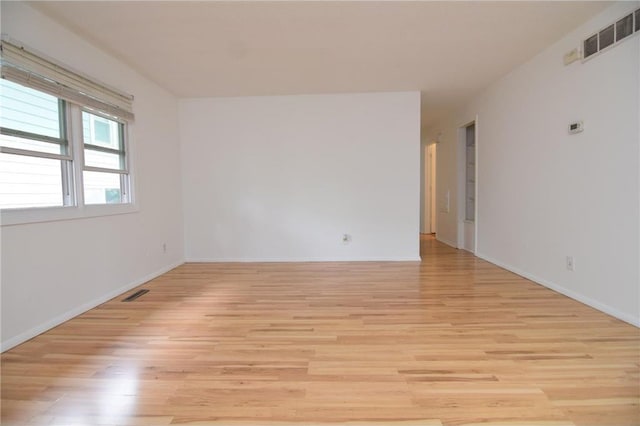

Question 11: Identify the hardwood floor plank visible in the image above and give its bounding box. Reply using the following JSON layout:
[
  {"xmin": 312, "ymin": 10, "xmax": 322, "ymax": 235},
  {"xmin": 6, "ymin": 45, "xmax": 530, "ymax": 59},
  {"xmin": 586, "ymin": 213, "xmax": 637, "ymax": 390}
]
[{"xmin": 1, "ymin": 235, "xmax": 638, "ymax": 426}]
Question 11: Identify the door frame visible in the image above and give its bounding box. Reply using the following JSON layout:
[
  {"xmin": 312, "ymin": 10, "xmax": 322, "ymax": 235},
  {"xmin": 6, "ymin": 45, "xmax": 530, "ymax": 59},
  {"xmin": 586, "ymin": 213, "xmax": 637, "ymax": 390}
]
[
  {"xmin": 427, "ymin": 143, "xmax": 436, "ymax": 234},
  {"xmin": 457, "ymin": 116, "xmax": 478, "ymax": 253},
  {"xmin": 421, "ymin": 140, "xmax": 437, "ymax": 235}
]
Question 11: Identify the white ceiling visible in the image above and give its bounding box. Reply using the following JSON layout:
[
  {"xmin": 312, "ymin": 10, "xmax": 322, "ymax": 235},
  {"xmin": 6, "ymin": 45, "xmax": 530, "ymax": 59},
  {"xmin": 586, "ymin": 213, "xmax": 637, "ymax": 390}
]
[{"xmin": 32, "ymin": 1, "xmax": 609, "ymax": 129}]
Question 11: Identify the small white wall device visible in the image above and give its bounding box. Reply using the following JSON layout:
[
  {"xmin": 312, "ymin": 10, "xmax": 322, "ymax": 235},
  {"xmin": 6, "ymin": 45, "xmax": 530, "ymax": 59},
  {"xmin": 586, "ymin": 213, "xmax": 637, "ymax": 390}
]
[
  {"xmin": 563, "ymin": 47, "xmax": 582, "ymax": 65},
  {"xmin": 568, "ymin": 121, "xmax": 584, "ymax": 134}
]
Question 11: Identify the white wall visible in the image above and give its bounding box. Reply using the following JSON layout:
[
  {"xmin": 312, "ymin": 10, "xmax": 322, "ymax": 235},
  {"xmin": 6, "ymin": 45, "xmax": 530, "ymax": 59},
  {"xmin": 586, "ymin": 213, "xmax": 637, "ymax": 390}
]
[
  {"xmin": 180, "ymin": 92, "xmax": 421, "ymax": 261},
  {"xmin": 427, "ymin": 2, "xmax": 640, "ymax": 325},
  {"xmin": 0, "ymin": 3, "xmax": 184, "ymax": 350}
]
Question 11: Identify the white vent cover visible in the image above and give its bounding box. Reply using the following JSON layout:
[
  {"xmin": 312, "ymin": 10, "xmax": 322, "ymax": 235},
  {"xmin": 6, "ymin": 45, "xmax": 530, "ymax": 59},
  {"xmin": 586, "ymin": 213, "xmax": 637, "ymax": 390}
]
[{"xmin": 583, "ymin": 7, "xmax": 640, "ymax": 60}]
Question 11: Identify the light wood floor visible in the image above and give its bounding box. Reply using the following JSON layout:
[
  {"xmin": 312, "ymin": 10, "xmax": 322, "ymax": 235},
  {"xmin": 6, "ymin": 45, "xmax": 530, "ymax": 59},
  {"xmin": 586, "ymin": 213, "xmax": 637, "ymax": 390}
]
[{"xmin": 2, "ymin": 235, "xmax": 639, "ymax": 426}]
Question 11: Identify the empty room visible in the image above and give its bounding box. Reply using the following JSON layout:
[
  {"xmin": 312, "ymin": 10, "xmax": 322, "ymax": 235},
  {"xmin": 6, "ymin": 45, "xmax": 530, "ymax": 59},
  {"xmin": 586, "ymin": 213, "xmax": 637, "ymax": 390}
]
[{"xmin": 1, "ymin": 1, "xmax": 639, "ymax": 426}]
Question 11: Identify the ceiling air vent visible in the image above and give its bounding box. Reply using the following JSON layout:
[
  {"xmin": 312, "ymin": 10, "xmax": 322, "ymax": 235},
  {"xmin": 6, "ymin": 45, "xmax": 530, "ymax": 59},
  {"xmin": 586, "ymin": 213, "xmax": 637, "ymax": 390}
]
[{"xmin": 583, "ymin": 7, "xmax": 640, "ymax": 60}]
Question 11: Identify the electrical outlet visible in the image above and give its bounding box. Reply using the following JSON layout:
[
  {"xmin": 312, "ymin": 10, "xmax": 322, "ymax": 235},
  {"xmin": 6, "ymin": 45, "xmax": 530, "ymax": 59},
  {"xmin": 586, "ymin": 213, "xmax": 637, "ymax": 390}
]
[
  {"xmin": 342, "ymin": 234, "xmax": 352, "ymax": 244},
  {"xmin": 566, "ymin": 256, "xmax": 575, "ymax": 271}
]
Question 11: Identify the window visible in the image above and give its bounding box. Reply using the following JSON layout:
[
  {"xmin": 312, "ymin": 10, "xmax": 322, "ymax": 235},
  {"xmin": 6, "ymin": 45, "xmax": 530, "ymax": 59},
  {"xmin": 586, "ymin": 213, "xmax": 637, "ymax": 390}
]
[
  {"xmin": 0, "ymin": 80, "xmax": 131, "ymax": 210},
  {"xmin": 82, "ymin": 111, "xmax": 129, "ymax": 205},
  {"xmin": 0, "ymin": 37, "xmax": 134, "ymax": 222}
]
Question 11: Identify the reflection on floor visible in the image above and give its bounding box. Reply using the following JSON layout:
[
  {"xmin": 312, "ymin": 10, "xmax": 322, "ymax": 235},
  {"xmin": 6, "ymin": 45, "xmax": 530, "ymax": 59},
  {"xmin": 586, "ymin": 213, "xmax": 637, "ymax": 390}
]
[{"xmin": 2, "ymin": 234, "xmax": 639, "ymax": 426}]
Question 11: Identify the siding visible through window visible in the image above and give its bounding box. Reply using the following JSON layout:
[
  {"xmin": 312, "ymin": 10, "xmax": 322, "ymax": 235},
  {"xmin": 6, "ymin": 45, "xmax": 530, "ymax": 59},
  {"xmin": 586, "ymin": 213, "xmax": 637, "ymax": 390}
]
[
  {"xmin": 0, "ymin": 82, "xmax": 62, "ymax": 138},
  {"xmin": 94, "ymin": 120, "xmax": 111, "ymax": 143}
]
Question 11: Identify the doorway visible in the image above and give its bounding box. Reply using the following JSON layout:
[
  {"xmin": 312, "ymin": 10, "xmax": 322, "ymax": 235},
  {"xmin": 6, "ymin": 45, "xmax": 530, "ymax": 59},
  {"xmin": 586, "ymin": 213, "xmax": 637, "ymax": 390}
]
[
  {"xmin": 458, "ymin": 120, "xmax": 476, "ymax": 253},
  {"xmin": 421, "ymin": 141, "xmax": 437, "ymax": 235},
  {"xmin": 427, "ymin": 143, "xmax": 436, "ymax": 233}
]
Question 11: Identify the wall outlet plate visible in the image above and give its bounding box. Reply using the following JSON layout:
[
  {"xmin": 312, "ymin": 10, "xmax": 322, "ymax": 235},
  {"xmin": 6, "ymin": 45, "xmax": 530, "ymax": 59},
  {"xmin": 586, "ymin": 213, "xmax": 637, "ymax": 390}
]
[{"xmin": 566, "ymin": 256, "xmax": 575, "ymax": 271}]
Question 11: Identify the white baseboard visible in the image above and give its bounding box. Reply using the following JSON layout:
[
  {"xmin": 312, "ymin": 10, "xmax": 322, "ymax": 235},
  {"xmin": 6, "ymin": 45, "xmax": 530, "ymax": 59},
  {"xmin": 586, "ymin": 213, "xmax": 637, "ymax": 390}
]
[
  {"xmin": 1, "ymin": 259, "xmax": 185, "ymax": 352},
  {"xmin": 475, "ymin": 251, "xmax": 640, "ymax": 328},
  {"xmin": 8, "ymin": 250, "xmax": 633, "ymax": 354},
  {"xmin": 186, "ymin": 257, "xmax": 422, "ymax": 262},
  {"xmin": 435, "ymin": 236, "xmax": 458, "ymax": 249}
]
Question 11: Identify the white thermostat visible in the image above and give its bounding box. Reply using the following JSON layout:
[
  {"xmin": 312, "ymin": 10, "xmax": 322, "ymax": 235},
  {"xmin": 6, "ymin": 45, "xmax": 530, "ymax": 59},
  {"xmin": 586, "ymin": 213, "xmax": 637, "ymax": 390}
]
[{"xmin": 568, "ymin": 121, "xmax": 584, "ymax": 134}]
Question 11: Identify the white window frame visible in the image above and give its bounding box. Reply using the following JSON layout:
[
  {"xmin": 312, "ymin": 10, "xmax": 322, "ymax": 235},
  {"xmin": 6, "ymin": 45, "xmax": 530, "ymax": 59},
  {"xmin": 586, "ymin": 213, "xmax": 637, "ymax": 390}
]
[
  {"xmin": 81, "ymin": 108, "xmax": 131, "ymax": 204},
  {"xmin": 1, "ymin": 88, "xmax": 137, "ymax": 227}
]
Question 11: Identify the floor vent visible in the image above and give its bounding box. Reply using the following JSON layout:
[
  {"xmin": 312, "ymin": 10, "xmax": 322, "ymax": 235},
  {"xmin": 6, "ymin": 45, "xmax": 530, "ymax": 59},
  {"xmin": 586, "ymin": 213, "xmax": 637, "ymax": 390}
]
[{"xmin": 122, "ymin": 289, "xmax": 149, "ymax": 302}]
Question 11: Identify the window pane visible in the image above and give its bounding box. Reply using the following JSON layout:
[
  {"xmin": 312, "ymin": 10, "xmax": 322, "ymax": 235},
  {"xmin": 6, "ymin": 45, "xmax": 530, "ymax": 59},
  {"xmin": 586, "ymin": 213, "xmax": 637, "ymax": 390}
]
[
  {"xmin": 0, "ymin": 153, "xmax": 64, "ymax": 209},
  {"xmin": 83, "ymin": 171, "xmax": 124, "ymax": 205},
  {"xmin": 82, "ymin": 111, "xmax": 122, "ymax": 150},
  {"xmin": 0, "ymin": 79, "xmax": 62, "ymax": 138},
  {"xmin": 84, "ymin": 149, "xmax": 123, "ymax": 170},
  {"xmin": 0, "ymin": 133, "xmax": 64, "ymax": 155},
  {"xmin": 94, "ymin": 120, "xmax": 111, "ymax": 143}
]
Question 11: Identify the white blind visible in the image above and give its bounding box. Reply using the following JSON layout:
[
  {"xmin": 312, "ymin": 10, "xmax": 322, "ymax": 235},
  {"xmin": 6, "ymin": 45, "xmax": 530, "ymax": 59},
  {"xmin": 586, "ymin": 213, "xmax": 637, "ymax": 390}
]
[{"xmin": 0, "ymin": 38, "xmax": 134, "ymax": 121}]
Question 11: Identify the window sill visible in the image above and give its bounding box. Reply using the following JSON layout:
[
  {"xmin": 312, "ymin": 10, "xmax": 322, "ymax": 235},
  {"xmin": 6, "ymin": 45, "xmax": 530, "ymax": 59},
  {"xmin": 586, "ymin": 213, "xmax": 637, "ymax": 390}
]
[{"xmin": 1, "ymin": 203, "xmax": 138, "ymax": 226}]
